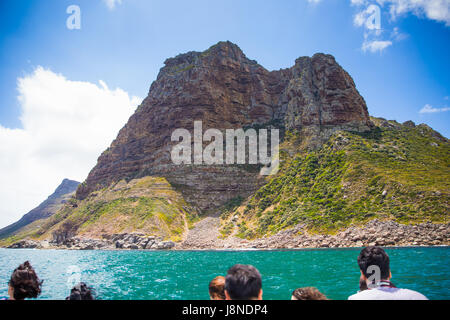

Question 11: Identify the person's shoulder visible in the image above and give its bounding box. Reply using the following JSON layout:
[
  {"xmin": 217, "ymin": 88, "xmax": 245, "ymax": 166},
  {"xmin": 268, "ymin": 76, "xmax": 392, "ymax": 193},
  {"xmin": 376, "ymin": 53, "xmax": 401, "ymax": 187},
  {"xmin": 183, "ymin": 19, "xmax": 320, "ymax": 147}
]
[
  {"xmin": 348, "ymin": 290, "xmax": 376, "ymax": 300},
  {"xmin": 348, "ymin": 288, "xmax": 428, "ymax": 300},
  {"xmin": 348, "ymin": 292, "xmax": 359, "ymax": 300},
  {"xmin": 396, "ymin": 288, "xmax": 428, "ymax": 300}
]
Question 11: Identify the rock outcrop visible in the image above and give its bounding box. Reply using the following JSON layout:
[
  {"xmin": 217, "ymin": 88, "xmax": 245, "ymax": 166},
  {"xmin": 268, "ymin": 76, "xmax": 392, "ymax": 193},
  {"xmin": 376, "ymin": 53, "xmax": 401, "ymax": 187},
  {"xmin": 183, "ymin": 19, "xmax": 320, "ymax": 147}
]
[
  {"xmin": 109, "ymin": 233, "xmax": 175, "ymax": 250},
  {"xmin": 8, "ymin": 233, "xmax": 176, "ymax": 250},
  {"xmin": 76, "ymin": 41, "xmax": 372, "ymax": 214},
  {"xmin": 7, "ymin": 239, "xmax": 41, "ymax": 249}
]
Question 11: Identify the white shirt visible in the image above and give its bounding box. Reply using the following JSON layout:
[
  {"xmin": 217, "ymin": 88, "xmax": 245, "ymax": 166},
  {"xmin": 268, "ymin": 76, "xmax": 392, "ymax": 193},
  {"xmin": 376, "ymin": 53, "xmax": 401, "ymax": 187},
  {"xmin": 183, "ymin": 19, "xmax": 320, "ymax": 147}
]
[{"xmin": 348, "ymin": 287, "xmax": 428, "ymax": 300}]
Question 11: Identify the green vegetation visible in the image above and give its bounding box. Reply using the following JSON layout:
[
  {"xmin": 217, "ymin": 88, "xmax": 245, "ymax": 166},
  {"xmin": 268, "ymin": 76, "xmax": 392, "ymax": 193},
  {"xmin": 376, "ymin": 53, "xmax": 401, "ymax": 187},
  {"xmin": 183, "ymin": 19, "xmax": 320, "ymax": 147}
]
[
  {"xmin": 222, "ymin": 196, "xmax": 244, "ymax": 217},
  {"xmin": 0, "ymin": 177, "xmax": 195, "ymax": 246},
  {"xmin": 167, "ymin": 63, "xmax": 195, "ymax": 75},
  {"xmin": 223, "ymin": 121, "xmax": 449, "ymax": 239},
  {"xmin": 218, "ymin": 196, "xmax": 244, "ymax": 238}
]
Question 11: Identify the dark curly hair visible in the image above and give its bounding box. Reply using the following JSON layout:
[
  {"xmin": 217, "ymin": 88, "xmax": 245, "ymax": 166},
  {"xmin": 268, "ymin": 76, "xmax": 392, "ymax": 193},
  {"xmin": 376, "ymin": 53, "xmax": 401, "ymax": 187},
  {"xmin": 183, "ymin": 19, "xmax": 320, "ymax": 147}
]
[
  {"xmin": 9, "ymin": 261, "xmax": 43, "ymax": 300},
  {"xmin": 292, "ymin": 287, "xmax": 328, "ymax": 300},
  {"xmin": 357, "ymin": 246, "xmax": 390, "ymax": 281},
  {"xmin": 66, "ymin": 282, "xmax": 95, "ymax": 300},
  {"xmin": 225, "ymin": 264, "xmax": 262, "ymax": 300}
]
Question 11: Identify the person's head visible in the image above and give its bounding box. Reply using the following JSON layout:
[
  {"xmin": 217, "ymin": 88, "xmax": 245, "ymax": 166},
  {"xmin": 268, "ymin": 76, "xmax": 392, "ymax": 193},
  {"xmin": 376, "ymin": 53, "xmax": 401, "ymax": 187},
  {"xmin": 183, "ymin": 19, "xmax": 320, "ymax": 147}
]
[
  {"xmin": 8, "ymin": 261, "xmax": 42, "ymax": 300},
  {"xmin": 209, "ymin": 276, "xmax": 226, "ymax": 300},
  {"xmin": 225, "ymin": 264, "xmax": 262, "ymax": 300},
  {"xmin": 66, "ymin": 282, "xmax": 95, "ymax": 300},
  {"xmin": 357, "ymin": 246, "xmax": 391, "ymax": 284},
  {"xmin": 291, "ymin": 287, "xmax": 328, "ymax": 300}
]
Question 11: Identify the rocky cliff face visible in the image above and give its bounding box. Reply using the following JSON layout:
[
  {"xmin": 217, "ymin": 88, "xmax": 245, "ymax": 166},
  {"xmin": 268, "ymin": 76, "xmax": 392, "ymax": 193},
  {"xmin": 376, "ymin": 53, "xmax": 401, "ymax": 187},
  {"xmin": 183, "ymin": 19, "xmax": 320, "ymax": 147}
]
[
  {"xmin": 0, "ymin": 178, "xmax": 79, "ymax": 239},
  {"xmin": 76, "ymin": 41, "xmax": 372, "ymax": 215}
]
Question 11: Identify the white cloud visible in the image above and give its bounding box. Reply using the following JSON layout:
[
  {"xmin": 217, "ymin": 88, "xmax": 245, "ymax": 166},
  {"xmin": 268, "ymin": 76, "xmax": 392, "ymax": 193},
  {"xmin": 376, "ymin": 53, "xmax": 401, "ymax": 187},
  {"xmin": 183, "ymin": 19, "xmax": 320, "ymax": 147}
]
[
  {"xmin": 0, "ymin": 67, "xmax": 141, "ymax": 228},
  {"xmin": 353, "ymin": 4, "xmax": 381, "ymax": 28},
  {"xmin": 419, "ymin": 104, "xmax": 450, "ymax": 113},
  {"xmin": 362, "ymin": 39, "xmax": 393, "ymax": 52},
  {"xmin": 354, "ymin": 9, "xmax": 368, "ymax": 26},
  {"xmin": 353, "ymin": 2, "xmax": 393, "ymax": 53},
  {"xmin": 353, "ymin": 0, "xmax": 449, "ymax": 53},
  {"xmin": 352, "ymin": 0, "xmax": 450, "ymax": 26},
  {"xmin": 391, "ymin": 26, "xmax": 408, "ymax": 41},
  {"xmin": 102, "ymin": 0, "xmax": 123, "ymax": 10},
  {"xmin": 378, "ymin": 0, "xmax": 450, "ymax": 26}
]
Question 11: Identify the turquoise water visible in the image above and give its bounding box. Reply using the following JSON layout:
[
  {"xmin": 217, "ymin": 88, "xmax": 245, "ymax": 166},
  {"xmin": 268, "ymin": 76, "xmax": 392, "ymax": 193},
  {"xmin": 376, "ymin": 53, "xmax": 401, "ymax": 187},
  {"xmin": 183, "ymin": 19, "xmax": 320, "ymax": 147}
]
[{"xmin": 0, "ymin": 247, "xmax": 448, "ymax": 300}]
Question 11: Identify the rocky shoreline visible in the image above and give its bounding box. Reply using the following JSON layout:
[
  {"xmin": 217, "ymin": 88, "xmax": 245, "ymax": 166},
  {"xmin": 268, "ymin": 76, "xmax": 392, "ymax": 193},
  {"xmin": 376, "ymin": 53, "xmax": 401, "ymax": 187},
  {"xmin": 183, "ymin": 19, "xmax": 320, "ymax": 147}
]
[
  {"xmin": 178, "ymin": 219, "xmax": 450, "ymax": 250},
  {"xmin": 7, "ymin": 233, "xmax": 176, "ymax": 250},
  {"xmin": 246, "ymin": 220, "xmax": 450, "ymax": 250},
  {"xmin": 5, "ymin": 220, "xmax": 449, "ymax": 250}
]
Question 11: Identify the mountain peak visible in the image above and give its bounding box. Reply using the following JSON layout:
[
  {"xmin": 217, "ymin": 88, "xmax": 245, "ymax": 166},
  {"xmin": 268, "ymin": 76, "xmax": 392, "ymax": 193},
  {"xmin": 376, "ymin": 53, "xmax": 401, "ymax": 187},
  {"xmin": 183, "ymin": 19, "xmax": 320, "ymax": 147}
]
[
  {"xmin": 78, "ymin": 41, "xmax": 372, "ymax": 207},
  {"xmin": 52, "ymin": 178, "xmax": 80, "ymax": 199},
  {"xmin": 206, "ymin": 40, "xmax": 247, "ymax": 59},
  {"xmin": 158, "ymin": 41, "xmax": 254, "ymax": 81},
  {"xmin": 0, "ymin": 178, "xmax": 79, "ymax": 239}
]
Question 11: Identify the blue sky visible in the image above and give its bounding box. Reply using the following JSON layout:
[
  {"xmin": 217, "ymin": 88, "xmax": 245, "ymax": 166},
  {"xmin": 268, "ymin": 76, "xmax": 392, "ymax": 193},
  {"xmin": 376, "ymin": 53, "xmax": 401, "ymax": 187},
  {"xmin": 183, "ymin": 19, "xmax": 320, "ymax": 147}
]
[
  {"xmin": 1, "ymin": 0, "xmax": 449, "ymax": 134},
  {"xmin": 0, "ymin": 0, "xmax": 449, "ymax": 227}
]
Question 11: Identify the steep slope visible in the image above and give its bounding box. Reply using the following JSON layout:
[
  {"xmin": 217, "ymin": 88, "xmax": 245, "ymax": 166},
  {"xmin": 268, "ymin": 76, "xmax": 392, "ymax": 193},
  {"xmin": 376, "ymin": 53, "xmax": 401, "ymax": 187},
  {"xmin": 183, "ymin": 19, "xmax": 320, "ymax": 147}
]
[
  {"xmin": 0, "ymin": 179, "xmax": 79, "ymax": 239},
  {"xmin": 219, "ymin": 118, "xmax": 449, "ymax": 239},
  {"xmin": 35, "ymin": 176, "xmax": 192, "ymax": 243}
]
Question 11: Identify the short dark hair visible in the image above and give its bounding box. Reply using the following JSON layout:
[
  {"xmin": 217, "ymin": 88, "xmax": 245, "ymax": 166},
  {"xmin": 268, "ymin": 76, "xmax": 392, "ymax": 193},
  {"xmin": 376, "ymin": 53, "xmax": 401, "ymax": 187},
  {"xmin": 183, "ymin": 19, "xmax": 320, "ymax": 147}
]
[
  {"xmin": 357, "ymin": 246, "xmax": 390, "ymax": 280},
  {"xmin": 359, "ymin": 276, "xmax": 368, "ymax": 291},
  {"xmin": 225, "ymin": 264, "xmax": 262, "ymax": 300},
  {"xmin": 66, "ymin": 282, "xmax": 95, "ymax": 300},
  {"xmin": 292, "ymin": 287, "xmax": 327, "ymax": 300},
  {"xmin": 209, "ymin": 276, "xmax": 226, "ymax": 300},
  {"xmin": 9, "ymin": 261, "xmax": 43, "ymax": 300}
]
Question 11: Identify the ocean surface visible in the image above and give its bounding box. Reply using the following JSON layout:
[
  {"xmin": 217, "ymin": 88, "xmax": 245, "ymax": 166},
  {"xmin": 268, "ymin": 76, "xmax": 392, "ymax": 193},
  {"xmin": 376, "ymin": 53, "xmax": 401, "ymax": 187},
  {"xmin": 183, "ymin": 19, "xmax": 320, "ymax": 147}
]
[{"xmin": 0, "ymin": 247, "xmax": 448, "ymax": 300}]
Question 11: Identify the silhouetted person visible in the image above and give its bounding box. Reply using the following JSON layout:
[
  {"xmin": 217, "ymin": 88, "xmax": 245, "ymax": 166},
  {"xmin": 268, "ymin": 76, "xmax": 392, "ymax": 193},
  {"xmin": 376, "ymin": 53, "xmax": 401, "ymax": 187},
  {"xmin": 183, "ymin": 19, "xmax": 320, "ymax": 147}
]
[
  {"xmin": 291, "ymin": 287, "xmax": 328, "ymax": 300},
  {"xmin": 66, "ymin": 282, "xmax": 95, "ymax": 300},
  {"xmin": 225, "ymin": 264, "xmax": 262, "ymax": 300},
  {"xmin": 8, "ymin": 261, "xmax": 42, "ymax": 300},
  {"xmin": 348, "ymin": 246, "xmax": 427, "ymax": 300},
  {"xmin": 209, "ymin": 276, "xmax": 226, "ymax": 300}
]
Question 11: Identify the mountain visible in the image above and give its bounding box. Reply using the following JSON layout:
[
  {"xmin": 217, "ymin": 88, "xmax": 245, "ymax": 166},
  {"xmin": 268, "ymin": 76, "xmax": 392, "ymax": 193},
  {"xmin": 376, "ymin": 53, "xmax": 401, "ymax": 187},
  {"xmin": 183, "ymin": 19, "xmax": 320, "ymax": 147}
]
[
  {"xmin": 2, "ymin": 41, "xmax": 448, "ymax": 249},
  {"xmin": 76, "ymin": 41, "xmax": 372, "ymax": 212},
  {"xmin": 0, "ymin": 178, "xmax": 79, "ymax": 240}
]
